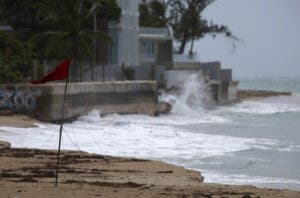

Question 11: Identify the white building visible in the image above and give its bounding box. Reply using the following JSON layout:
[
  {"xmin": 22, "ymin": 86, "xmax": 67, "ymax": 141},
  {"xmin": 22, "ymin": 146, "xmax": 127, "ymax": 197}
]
[
  {"xmin": 109, "ymin": 0, "xmax": 172, "ymax": 68},
  {"xmin": 109, "ymin": 0, "xmax": 140, "ymax": 66}
]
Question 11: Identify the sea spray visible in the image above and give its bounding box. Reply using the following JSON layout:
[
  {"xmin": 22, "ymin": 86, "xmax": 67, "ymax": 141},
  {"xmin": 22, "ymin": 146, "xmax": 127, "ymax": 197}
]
[{"xmin": 160, "ymin": 72, "xmax": 215, "ymax": 116}]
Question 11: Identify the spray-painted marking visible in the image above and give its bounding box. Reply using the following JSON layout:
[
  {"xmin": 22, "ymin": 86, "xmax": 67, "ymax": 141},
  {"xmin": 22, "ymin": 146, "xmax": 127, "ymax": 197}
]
[{"xmin": 0, "ymin": 89, "xmax": 41, "ymax": 112}]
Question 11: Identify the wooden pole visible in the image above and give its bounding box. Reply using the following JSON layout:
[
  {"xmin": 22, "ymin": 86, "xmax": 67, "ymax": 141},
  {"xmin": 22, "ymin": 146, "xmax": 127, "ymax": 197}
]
[{"xmin": 55, "ymin": 79, "xmax": 69, "ymax": 187}]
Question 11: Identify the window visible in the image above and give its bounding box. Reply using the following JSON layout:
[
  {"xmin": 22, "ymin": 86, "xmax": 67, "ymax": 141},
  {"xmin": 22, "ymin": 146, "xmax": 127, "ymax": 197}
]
[{"xmin": 146, "ymin": 41, "xmax": 155, "ymax": 58}]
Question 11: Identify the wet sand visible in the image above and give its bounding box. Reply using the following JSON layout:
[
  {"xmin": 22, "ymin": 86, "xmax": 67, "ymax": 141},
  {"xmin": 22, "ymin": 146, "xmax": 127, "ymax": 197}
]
[{"xmin": 0, "ymin": 114, "xmax": 39, "ymax": 128}]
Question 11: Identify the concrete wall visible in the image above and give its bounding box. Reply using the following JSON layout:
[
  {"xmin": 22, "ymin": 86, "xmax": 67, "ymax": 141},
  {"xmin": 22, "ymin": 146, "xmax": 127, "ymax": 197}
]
[
  {"xmin": 172, "ymin": 62, "xmax": 201, "ymax": 70},
  {"xmin": 201, "ymin": 62, "xmax": 221, "ymax": 81},
  {"xmin": 221, "ymin": 69, "xmax": 232, "ymax": 83},
  {"xmin": 165, "ymin": 70, "xmax": 198, "ymax": 89},
  {"xmin": 0, "ymin": 81, "xmax": 157, "ymax": 122},
  {"xmin": 228, "ymin": 81, "xmax": 239, "ymax": 102},
  {"xmin": 218, "ymin": 81, "xmax": 239, "ymax": 104}
]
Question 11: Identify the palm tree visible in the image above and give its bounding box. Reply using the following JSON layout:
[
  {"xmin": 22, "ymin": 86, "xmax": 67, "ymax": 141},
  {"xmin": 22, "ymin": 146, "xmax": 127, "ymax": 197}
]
[{"xmin": 30, "ymin": 0, "xmax": 120, "ymax": 81}]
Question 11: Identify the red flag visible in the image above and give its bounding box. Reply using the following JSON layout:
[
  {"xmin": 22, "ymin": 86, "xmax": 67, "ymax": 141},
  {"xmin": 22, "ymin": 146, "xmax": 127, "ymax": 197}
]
[{"xmin": 31, "ymin": 59, "xmax": 70, "ymax": 84}]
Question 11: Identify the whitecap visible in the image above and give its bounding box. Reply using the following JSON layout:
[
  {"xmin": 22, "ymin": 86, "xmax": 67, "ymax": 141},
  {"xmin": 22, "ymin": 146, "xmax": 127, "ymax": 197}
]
[
  {"xmin": 202, "ymin": 170, "xmax": 300, "ymax": 190},
  {"xmin": 220, "ymin": 100, "xmax": 300, "ymax": 115}
]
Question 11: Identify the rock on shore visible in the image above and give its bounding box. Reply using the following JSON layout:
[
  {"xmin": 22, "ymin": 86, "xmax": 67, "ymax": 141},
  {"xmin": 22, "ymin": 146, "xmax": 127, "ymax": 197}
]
[{"xmin": 0, "ymin": 140, "xmax": 10, "ymax": 149}]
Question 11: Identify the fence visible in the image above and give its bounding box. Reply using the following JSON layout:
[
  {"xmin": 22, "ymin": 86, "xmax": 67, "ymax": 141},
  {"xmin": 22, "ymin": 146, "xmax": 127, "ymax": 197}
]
[{"xmin": 32, "ymin": 60, "xmax": 166, "ymax": 87}]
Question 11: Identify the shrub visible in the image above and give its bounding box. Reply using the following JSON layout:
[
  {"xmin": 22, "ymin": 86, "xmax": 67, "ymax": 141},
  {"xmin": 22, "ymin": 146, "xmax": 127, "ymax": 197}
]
[
  {"xmin": 124, "ymin": 67, "xmax": 135, "ymax": 80},
  {"xmin": 0, "ymin": 32, "xmax": 34, "ymax": 83}
]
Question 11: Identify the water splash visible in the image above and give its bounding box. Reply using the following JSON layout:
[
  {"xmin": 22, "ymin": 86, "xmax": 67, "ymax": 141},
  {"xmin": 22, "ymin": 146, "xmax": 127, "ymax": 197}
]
[{"xmin": 160, "ymin": 72, "xmax": 214, "ymax": 116}]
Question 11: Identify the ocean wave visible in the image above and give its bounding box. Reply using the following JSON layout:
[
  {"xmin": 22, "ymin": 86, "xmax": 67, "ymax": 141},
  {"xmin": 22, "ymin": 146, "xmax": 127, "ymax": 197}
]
[
  {"xmin": 97, "ymin": 111, "xmax": 231, "ymax": 126},
  {"xmin": 220, "ymin": 100, "xmax": 300, "ymax": 115},
  {"xmin": 202, "ymin": 170, "xmax": 300, "ymax": 190},
  {"xmin": 244, "ymin": 139, "xmax": 300, "ymax": 153},
  {"xmin": 1, "ymin": 113, "xmax": 298, "ymax": 160}
]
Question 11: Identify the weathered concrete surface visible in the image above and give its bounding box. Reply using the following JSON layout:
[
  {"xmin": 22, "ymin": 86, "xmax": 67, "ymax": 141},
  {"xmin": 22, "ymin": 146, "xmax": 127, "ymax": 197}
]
[
  {"xmin": 99, "ymin": 101, "xmax": 171, "ymax": 117},
  {"xmin": 201, "ymin": 61, "xmax": 221, "ymax": 81},
  {"xmin": 165, "ymin": 70, "xmax": 199, "ymax": 89},
  {"xmin": 0, "ymin": 81, "xmax": 158, "ymax": 122},
  {"xmin": 218, "ymin": 81, "xmax": 239, "ymax": 104},
  {"xmin": 238, "ymin": 89, "xmax": 292, "ymax": 100},
  {"xmin": 228, "ymin": 81, "xmax": 239, "ymax": 102}
]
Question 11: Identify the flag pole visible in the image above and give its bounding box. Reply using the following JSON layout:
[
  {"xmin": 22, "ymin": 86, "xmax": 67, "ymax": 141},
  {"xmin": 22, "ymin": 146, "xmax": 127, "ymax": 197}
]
[{"xmin": 55, "ymin": 78, "xmax": 69, "ymax": 187}]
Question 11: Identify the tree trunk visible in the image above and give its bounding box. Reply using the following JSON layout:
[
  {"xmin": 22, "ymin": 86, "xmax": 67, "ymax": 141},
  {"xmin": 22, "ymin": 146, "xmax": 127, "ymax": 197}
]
[
  {"xmin": 72, "ymin": 35, "xmax": 78, "ymax": 82},
  {"xmin": 178, "ymin": 39, "xmax": 187, "ymax": 54},
  {"xmin": 189, "ymin": 37, "xmax": 194, "ymax": 55},
  {"xmin": 178, "ymin": 33, "xmax": 188, "ymax": 54}
]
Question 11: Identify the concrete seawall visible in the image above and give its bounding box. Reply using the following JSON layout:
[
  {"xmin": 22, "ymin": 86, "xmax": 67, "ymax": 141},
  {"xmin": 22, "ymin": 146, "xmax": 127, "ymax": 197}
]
[
  {"xmin": 238, "ymin": 89, "xmax": 292, "ymax": 100},
  {"xmin": 0, "ymin": 81, "xmax": 158, "ymax": 122}
]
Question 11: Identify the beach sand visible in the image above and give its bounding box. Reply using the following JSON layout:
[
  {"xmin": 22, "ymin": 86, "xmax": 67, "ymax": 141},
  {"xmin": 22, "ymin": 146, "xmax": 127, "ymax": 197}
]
[
  {"xmin": 1, "ymin": 114, "xmax": 300, "ymax": 197},
  {"xmin": 0, "ymin": 143, "xmax": 299, "ymax": 198},
  {"xmin": 0, "ymin": 114, "xmax": 39, "ymax": 128}
]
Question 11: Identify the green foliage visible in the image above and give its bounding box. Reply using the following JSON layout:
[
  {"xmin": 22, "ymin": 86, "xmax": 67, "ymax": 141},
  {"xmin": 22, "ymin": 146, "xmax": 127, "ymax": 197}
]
[
  {"xmin": 0, "ymin": 65, "xmax": 22, "ymax": 84},
  {"xmin": 0, "ymin": 0, "xmax": 121, "ymax": 82},
  {"xmin": 28, "ymin": 0, "xmax": 120, "ymax": 81},
  {"xmin": 0, "ymin": 0, "xmax": 45, "ymax": 40},
  {"xmin": 168, "ymin": 0, "xmax": 239, "ymax": 54},
  {"xmin": 124, "ymin": 67, "xmax": 135, "ymax": 80},
  {"xmin": 0, "ymin": 32, "xmax": 34, "ymax": 83},
  {"xmin": 139, "ymin": 0, "xmax": 239, "ymax": 54},
  {"xmin": 139, "ymin": 0, "xmax": 167, "ymax": 27}
]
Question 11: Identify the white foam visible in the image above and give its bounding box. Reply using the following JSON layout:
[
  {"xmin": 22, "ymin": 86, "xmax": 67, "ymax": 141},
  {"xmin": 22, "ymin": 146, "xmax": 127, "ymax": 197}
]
[
  {"xmin": 0, "ymin": 110, "xmax": 298, "ymax": 159},
  {"xmin": 219, "ymin": 100, "xmax": 300, "ymax": 115},
  {"xmin": 158, "ymin": 72, "xmax": 230, "ymax": 125},
  {"xmin": 160, "ymin": 72, "xmax": 215, "ymax": 115},
  {"xmin": 202, "ymin": 170, "xmax": 300, "ymax": 190}
]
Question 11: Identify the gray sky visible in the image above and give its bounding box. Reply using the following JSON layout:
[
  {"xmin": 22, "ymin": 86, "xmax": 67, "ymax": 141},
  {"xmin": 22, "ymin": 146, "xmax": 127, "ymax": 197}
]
[{"xmin": 194, "ymin": 0, "xmax": 300, "ymax": 78}]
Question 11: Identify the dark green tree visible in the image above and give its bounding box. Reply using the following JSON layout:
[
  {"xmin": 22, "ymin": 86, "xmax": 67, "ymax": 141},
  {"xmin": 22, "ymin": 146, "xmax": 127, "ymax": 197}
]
[
  {"xmin": 139, "ymin": 0, "xmax": 167, "ymax": 27},
  {"xmin": 139, "ymin": 0, "xmax": 239, "ymax": 54},
  {"xmin": 0, "ymin": 0, "xmax": 45, "ymax": 40},
  {"xmin": 168, "ymin": 0, "xmax": 239, "ymax": 54},
  {"xmin": 0, "ymin": 32, "xmax": 34, "ymax": 83},
  {"xmin": 30, "ymin": 0, "xmax": 121, "ymax": 81},
  {"xmin": 0, "ymin": 0, "xmax": 121, "ymax": 82}
]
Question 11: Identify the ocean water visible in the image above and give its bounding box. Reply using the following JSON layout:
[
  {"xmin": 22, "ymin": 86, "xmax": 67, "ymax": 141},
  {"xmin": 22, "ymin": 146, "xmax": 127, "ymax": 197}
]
[
  {"xmin": 1, "ymin": 76, "xmax": 300, "ymax": 190},
  {"xmin": 238, "ymin": 77, "xmax": 300, "ymax": 93}
]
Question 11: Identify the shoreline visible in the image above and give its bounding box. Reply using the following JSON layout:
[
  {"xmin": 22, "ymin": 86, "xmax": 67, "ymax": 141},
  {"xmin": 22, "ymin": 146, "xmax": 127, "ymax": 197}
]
[{"xmin": 0, "ymin": 140, "xmax": 299, "ymax": 197}]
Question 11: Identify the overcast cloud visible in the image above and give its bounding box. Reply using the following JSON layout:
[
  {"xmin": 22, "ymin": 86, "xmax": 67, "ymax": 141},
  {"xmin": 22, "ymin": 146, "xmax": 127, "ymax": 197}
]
[{"xmin": 194, "ymin": 0, "xmax": 300, "ymax": 78}]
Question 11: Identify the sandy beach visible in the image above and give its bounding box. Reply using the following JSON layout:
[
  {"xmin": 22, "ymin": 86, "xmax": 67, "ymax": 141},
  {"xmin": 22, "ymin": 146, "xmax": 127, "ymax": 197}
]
[
  {"xmin": 0, "ymin": 114, "xmax": 38, "ymax": 128},
  {"xmin": 0, "ymin": 142, "xmax": 300, "ymax": 198},
  {"xmin": 1, "ymin": 114, "xmax": 300, "ymax": 197}
]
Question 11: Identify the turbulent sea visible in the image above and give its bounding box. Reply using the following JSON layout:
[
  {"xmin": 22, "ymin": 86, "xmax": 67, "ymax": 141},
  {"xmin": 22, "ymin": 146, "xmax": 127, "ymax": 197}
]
[{"xmin": 1, "ymin": 76, "xmax": 300, "ymax": 190}]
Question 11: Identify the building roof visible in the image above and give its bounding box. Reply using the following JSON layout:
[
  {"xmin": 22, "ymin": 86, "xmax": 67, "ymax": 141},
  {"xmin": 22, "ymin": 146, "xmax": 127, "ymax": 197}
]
[
  {"xmin": 139, "ymin": 27, "xmax": 172, "ymax": 40},
  {"xmin": 0, "ymin": 25, "xmax": 13, "ymax": 31}
]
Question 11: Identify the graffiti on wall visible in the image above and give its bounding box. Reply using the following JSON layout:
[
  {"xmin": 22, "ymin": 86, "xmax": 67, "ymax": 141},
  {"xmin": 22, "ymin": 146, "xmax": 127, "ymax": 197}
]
[{"xmin": 0, "ymin": 89, "xmax": 41, "ymax": 112}]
